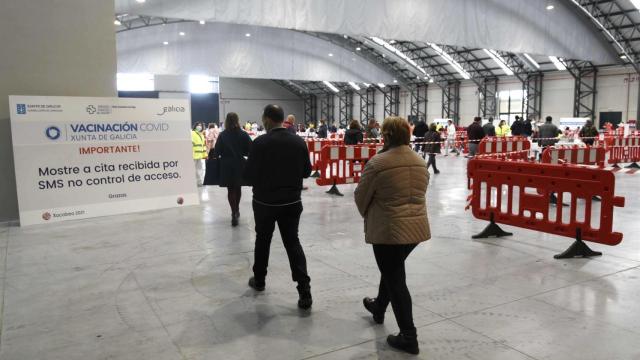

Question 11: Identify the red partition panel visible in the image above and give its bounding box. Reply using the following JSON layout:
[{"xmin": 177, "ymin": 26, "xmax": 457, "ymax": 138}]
[
  {"xmin": 467, "ymin": 159, "xmax": 625, "ymax": 245},
  {"xmin": 608, "ymin": 137, "xmax": 640, "ymax": 165},
  {"xmin": 316, "ymin": 145, "xmax": 383, "ymax": 186},
  {"xmin": 477, "ymin": 136, "xmax": 531, "ymax": 160},
  {"xmin": 541, "ymin": 145, "xmax": 606, "ymax": 168},
  {"xmin": 306, "ymin": 139, "xmax": 344, "ymax": 171}
]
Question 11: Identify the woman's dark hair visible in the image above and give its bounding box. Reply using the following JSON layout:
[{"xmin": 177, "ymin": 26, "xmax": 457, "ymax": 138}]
[
  {"xmin": 429, "ymin": 123, "xmax": 437, "ymax": 131},
  {"xmin": 499, "ymin": 120, "xmax": 506, "ymax": 126},
  {"xmin": 349, "ymin": 120, "xmax": 361, "ymax": 130},
  {"xmin": 225, "ymin": 112, "xmax": 240, "ymax": 130}
]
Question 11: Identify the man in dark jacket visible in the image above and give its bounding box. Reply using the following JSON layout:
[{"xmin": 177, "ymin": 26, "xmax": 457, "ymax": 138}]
[
  {"xmin": 579, "ymin": 120, "xmax": 598, "ymax": 145},
  {"xmin": 467, "ymin": 117, "xmax": 485, "ymax": 157},
  {"xmin": 483, "ymin": 117, "xmax": 496, "ymax": 137},
  {"xmin": 538, "ymin": 116, "xmax": 561, "ymax": 148},
  {"xmin": 244, "ymin": 105, "xmax": 313, "ymax": 310},
  {"xmin": 317, "ymin": 120, "xmax": 328, "ymax": 139},
  {"xmin": 511, "ymin": 116, "xmax": 524, "ymax": 136},
  {"xmin": 412, "ymin": 120, "xmax": 429, "ymax": 155},
  {"xmin": 523, "ymin": 118, "xmax": 534, "ymax": 137}
]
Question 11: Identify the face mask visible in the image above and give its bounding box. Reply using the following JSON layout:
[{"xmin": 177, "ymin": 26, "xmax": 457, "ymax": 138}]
[{"xmin": 195, "ymin": 126, "xmax": 202, "ymax": 132}]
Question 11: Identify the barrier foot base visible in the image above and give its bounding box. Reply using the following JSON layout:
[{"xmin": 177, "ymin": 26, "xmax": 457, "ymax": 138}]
[
  {"xmin": 612, "ymin": 164, "xmax": 621, "ymax": 169},
  {"xmin": 311, "ymin": 170, "xmax": 320, "ymax": 178},
  {"xmin": 554, "ymin": 240, "xmax": 602, "ymax": 259},
  {"xmin": 592, "ymin": 195, "xmax": 601, "ymax": 202},
  {"xmin": 625, "ymin": 162, "xmax": 640, "ymax": 169},
  {"xmin": 326, "ymin": 184, "xmax": 344, "ymax": 197},
  {"xmin": 472, "ymin": 215, "xmax": 513, "ymax": 239}
]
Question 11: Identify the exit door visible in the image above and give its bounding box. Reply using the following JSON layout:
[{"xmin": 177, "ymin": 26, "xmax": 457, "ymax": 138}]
[{"xmin": 599, "ymin": 112, "xmax": 622, "ymax": 129}]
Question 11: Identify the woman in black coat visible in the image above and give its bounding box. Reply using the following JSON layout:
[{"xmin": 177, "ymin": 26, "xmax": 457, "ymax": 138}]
[
  {"xmin": 345, "ymin": 120, "xmax": 364, "ymax": 145},
  {"xmin": 424, "ymin": 123, "xmax": 441, "ymax": 174},
  {"xmin": 212, "ymin": 112, "xmax": 252, "ymax": 226}
]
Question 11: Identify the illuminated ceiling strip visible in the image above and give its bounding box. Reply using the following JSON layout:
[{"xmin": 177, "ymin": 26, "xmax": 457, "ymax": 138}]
[
  {"xmin": 428, "ymin": 43, "xmax": 471, "ymax": 80},
  {"xmin": 322, "ymin": 81, "xmax": 340, "ymax": 93},
  {"xmin": 549, "ymin": 56, "xmax": 567, "ymax": 71},
  {"xmin": 348, "ymin": 82, "xmax": 361, "ymax": 91},
  {"xmin": 523, "ymin": 53, "xmax": 540, "ymax": 69},
  {"xmin": 483, "ymin": 49, "xmax": 514, "ymax": 76},
  {"xmin": 370, "ymin": 36, "xmax": 431, "ymax": 80}
]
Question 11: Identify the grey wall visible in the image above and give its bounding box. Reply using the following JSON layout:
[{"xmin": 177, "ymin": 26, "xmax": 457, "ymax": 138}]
[
  {"xmin": 0, "ymin": 0, "xmax": 117, "ymax": 221},
  {"xmin": 219, "ymin": 78, "xmax": 304, "ymax": 125}
]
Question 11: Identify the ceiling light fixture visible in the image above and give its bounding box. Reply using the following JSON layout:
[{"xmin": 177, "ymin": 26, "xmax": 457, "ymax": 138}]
[
  {"xmin": 363, "ymin": 83, "xmax": 371, "ymax": 87},
  {"xmin": 429, "ymin": 78, "xmax": 434, "ymax": 83},
  {"xmin": 549, "ymin": 56, "xmax": 567, "ymax": 70},
  {"xmin": 348, "ymin": 82, "xmax": 361, "ymax": 91},
  {"xmin": 483, "ymin": 49, "xmax": 514, "ymax": 76},
  {"xmin": 393, "ymin": 79, "xmax": 398, "ymax": 83},
  {"xmin": 389, "ymin": 40, "xmax": 396, "ymax": 44},
  {"xmin": 370, "ymin": 36, "xmax": 431, "ymax": 81},
  {"xmin": 546, "ymin": 5, "xmax": 554, "ymax": 10},
  {"xmin": 428, "ymin": 43, "xmax": 471, "ymax": 80},
  {"xmin": 377, "ymin": 83, "xmax": 386, "ymax": 88},
  {"xmin": 621, "ymin": 55, "xmax": 628, "ymax": 60},
  {"xmin": 356, "ymin": 47, "xmax": 361, "ymax": 51},
  {"xmin": 179, "ymin": 32, "xmax": 185, "ymax": 36},
  {"xmin": 114, "ymin": 19, "xmax": 122, "ymax": 26},
  {"xmin": 328, "ymin": 53, "xmax": 334, "ymax": 57},
  {"xmin": 323, "ymin": 81, "xmax": 340, "ymax": 93},
  {"xmin": 199, "ymin": 20, "xmax": 205, "ymax": 25},
  {"xmin": 245, "ymin": 33, "xmax": 251, "ymax": 37},
  {"xmin": 163, "ymin": 41, "xmax": 169, "ymax": 45},
  {"xmin": 136, "ymin": 0, "xmax": 146, "ymax": 3},
  {"xmin": 523, "ymin": 53, "xmax": 541, "ymax": 69}
]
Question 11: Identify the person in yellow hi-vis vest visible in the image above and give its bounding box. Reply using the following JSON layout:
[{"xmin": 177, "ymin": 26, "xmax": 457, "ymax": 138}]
[{"xmin": 192, "ymin": 123, "xmax": 207, "ymax": 186}]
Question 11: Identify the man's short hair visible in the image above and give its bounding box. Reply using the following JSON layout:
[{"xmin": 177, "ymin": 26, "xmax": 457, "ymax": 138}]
[
  {"xmin": 488, "ymin": 117, "xmax": 494, "ymax": 122},
  {"xmin": 263, "ymin": 105, "xmax": 285, "ymax": 123},
  {"xmin": 474, "ymin": 117, "xmax": 482, "ymax": 122},
  {"xmin": 546, "ymin": 116, "xmax": 553, "ymax": 122}
]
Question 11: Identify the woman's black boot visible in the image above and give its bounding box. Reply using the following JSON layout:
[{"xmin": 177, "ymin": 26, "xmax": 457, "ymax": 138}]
[
  {"xmin": 362, "ymin": 297, "xmax": 385, "ymax": 324},
  {"xmin": 387, "ymin": 332, "xmax": 419, "ymax": 355}
]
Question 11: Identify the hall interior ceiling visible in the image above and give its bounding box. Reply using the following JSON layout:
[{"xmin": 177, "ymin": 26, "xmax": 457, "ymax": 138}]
[{"xmin": 115, "ymin": 0, "xmax": 640, "ymax": 94}]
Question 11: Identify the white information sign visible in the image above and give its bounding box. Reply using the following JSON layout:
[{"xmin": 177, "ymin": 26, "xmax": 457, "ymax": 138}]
[
  {"xmin": 559, "ymin": 117, "xmax": 589, "ymax": 130},
  {"xmin": 9, "ymin": 96, "xmax": 199, "ymax": 226}
]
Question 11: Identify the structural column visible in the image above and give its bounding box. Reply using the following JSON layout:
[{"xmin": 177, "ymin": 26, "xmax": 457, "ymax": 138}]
[{"xmin": 0, "ymin": 0, "xmax": 117, "ymax": 221}]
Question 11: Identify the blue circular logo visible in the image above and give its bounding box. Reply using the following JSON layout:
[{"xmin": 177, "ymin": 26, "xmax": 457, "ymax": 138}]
[{"xmin": 45, "ymin": 126, "xmax": 61, "ymax": 140}]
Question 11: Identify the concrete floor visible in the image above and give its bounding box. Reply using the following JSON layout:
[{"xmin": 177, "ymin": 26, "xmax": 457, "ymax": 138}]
[{"xmin": 1, "ymin": 155, "xmax": 639, "ymax": 360}]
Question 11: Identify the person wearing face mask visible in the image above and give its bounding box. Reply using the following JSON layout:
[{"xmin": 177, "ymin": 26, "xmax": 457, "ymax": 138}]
[
  {"xmin": 192, "ymin": 123, "xmax": 207, "ymax": 186},
  {"xmin": 243, "ymin": 104, "xmax": 313, "ymax": 310}
]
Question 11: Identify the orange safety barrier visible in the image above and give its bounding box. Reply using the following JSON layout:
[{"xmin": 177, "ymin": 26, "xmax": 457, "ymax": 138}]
[
  {"xmin": 541, "ymin": 145, "xmax": 606, "ymax": 168},
  {"xmin": 467, "ymin": 159, "xmax": 625, "ymax": 258},
  {"xmin": 315, "ymin": 144, "xmax": 384, "ymax": 196},
  {"xmin": 306, "ymin": 139, "xmax": 344, "ymax": 176},
  {"xmin": 477, "ymin": 136, "xmax": 531, "ymax": 160},
  {"xmin": 608, "ymin": 136, "xmax": 640, "ymax": 168}
]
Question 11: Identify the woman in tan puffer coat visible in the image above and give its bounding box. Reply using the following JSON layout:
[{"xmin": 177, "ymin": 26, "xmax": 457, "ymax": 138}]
[{"xmin": 354, "ymin": 116, "xmax": 431, "ymax": 355}]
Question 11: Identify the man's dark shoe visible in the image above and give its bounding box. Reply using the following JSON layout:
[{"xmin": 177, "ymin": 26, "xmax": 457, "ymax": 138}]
[
  {"xmin": 362, "ymin": 297, "xmax": 384, "ymax": 324},
  {"xmin": 298, "ymin": 290, "xmax": 312, "ymax": 310},
  {"xmin": 248, "ymin": 277, "xmax": 265, "ymax": 292},
  {"xmin": 387, "ymin": 333, "xmax": 419, "ymax": 355}
]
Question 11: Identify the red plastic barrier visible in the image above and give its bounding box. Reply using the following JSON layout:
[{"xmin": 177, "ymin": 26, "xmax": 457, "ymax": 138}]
[
  {"xmin": 454, "ymin": 131, "xmax": 469, "ymax": 154},
  {"xmin": 467, "ymin": 159, "xmax": 625, "ymax": 246},
  {"xmin": 608, "ymin": 136, "xmax": 640, "ymax": 166},
  {"xmin": 315, "ymin": 144, "xmax": 384, "ymax": 192},
  {"xmin": 541, "ymin": 145, "xmax": 605, "ymax": 168},
  {"xmin": 306, "ymin": 139, "xmax": 343, "ymax": 173},
  {"xmin": 477, "ymin": 136, "xmax": 531, "ymax": 160}
]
